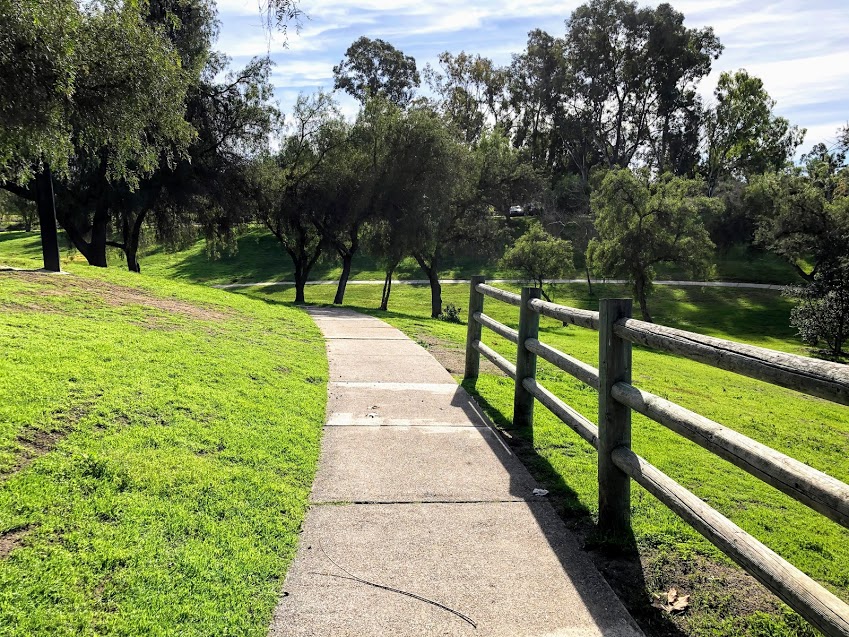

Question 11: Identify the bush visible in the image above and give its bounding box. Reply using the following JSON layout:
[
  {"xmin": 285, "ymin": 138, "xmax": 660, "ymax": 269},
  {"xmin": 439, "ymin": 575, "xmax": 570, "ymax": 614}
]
[
  {"xmin": 785, "ymin": 276, "xmax": 849, "ymax": 358},
  {"xmin": 439, "ymin": 304, "xmax": 463, "ymax": 324}
]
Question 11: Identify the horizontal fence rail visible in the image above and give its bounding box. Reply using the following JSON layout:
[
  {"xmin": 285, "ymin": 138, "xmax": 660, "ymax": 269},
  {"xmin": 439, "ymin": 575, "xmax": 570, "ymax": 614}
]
[
  {"xmin": 528, "ymin": 297, "xmax": 600, "ymax": 330},
  {"xmin": 611, "ymin": 446, "xmax": 849, "ymax": 637},
  {"xmin": 612, "ymin": 382, "xmax": 849, "ymax": 529},
  {"xmin": 462, "ymin": 278, "xmax": 849, "ymax": 637},
  {"xmin": 614, "ymin": 319, "xmax": 849, "ymax": 406},
  {"xmin": 476, "ymin": 283, "xmax": 521, "ymax": 306}
]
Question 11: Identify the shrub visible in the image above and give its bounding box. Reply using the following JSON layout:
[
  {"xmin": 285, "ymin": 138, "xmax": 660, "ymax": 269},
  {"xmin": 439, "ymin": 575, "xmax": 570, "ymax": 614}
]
[{"xmin": 439, "ymin": 304, "xmax": 463, "ymax": 324}]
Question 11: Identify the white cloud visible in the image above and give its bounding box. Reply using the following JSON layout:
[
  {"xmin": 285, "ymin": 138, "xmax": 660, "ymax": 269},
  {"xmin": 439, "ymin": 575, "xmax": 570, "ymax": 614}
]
[{"xmin": 215, "ymin": 0, "xmax": 849, "ymax": 154}]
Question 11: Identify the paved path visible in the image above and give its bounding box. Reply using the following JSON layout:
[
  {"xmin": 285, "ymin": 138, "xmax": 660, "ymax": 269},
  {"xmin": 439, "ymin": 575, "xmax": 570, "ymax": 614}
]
[
  {"xmin": 216, "ymin": 277, "xmax": 786, "ymax": 290},
  {"xmin": 267, "ymin": 307, "xmax": 643, "ymax": 637}
]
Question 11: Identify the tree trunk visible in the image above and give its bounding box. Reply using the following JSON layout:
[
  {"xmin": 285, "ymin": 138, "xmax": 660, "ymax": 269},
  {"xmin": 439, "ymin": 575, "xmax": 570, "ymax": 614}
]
[
  {"xmin": 585, "ymin": 265, "xmax": 594, "ymax": 296},
  {"xmin": 379, "ymin": 266, "xmax": 395, "ymax": 311},
  {"xmin": 126, "ymin": 243, "xmax": 141, "ymax": 273},
  {"xmin": 124, "ymin": 210, "xmax": 146, "ymax": 273},
  {"xmin": 414, "ymin": 252, "xmax": 442, "ymax": 318},
  {"xmin": 294, "ymin": 263, "xmax": 307, "ymax": 304},
  {"xmin": 635, "ymin": 276, "xmax": 652, "ymax": 322},
  {"xmin": 429, "ymin": 273, "xmax": 442, "ymax": 319},
  {"xmin": 87, "ymin": 198, "xmax": 110, "ymax": 268},
  {"xmin": 334, "ymin": 253, "xmax": 353, "ymax": 305}
]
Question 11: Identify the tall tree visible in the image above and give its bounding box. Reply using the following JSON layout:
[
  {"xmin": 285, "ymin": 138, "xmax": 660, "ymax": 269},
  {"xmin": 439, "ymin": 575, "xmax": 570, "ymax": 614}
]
[
  {"xmin": 252, "ymin": 93, "xmax": 346, "ymax": 304},
  {"xmin": 563, "ymin": 0, "xmax": 720, "ymax": 172},
  {"xmin": 702, "ymin": 70, "xmax": 804, "ymax": 195},
  {"xmin": 333, "ymin": 37, "xmax": 420, "ymax": 106},
  {"xmin": 588, "ymin": 169, "xmax": 719, "ymax": 321},
  {"xmin": 425, "ymin": 51, "xmax": 513, "ymax": 143}
]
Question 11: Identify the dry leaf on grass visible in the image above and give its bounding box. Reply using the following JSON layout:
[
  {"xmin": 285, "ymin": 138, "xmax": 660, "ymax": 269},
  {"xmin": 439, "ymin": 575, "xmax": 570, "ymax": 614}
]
[{"xmin": 653, "ymin": 588, "xmax": 691, "ymax": 614}]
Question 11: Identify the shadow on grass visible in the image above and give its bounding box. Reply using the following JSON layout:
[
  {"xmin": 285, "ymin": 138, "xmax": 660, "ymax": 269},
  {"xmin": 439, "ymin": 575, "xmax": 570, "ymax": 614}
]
[{"xmin": 460, "ymin": 375, "xmax": 689, "ymax": 637}]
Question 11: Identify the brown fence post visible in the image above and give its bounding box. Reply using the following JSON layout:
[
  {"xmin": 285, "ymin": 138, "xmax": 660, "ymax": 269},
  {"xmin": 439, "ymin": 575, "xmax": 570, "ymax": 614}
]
[
  {"xmin": 513, "ymin": 287, "xmax": 541, "ymax": 427},
  {"xmin": 598, "ymin": 298, "xmax": 633, "ymax": 537},
  {"xmin": 464, "ymin": 276, "xmax": 486, "ymax": 380}
]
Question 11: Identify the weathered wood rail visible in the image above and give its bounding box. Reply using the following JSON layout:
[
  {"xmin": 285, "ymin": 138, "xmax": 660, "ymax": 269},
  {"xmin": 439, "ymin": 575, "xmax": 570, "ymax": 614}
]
[{"xmin": 464, "ymin": 279, "xmax": 849, "ymax": 637}]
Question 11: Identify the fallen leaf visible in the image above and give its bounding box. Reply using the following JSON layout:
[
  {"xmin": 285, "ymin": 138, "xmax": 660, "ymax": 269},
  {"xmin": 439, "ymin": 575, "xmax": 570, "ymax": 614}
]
[
  {"xmin": 671, "ymin": 595, "xmax": 690, "ymax": 612},
  {"xmin": 667, "ymin": 588, "xmax": 677, "ymax": 604}
]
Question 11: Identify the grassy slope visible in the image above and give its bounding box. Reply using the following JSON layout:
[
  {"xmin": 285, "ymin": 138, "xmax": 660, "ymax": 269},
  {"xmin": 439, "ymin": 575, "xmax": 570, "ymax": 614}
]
[
  {"xmin": 241, "ymin": 281, "xmax": 849, "ymax": 637},
  {"xmin": 0, "ymin": 267, "xmax": 326, "ymax": 636},
  {"xmin": 0, "ymin": 226, "xmax": 802, "ymax": 286}
]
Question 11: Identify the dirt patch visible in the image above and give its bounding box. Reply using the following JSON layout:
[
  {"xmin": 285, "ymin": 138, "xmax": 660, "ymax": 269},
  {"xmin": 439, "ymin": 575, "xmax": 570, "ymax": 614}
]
[
  {"xmin": 0, "ymin": 526, "xmax": 31, "ymax": 558},
  {"xmin": 586, "ymin": 543, "xmax": 782, "ymax": 636},
  {"xmin": 4, "ymin": 427, "xmax": 69, "ymax": 478},
  {"xmin": 416, "ymin": 332, "xmax": 501, "ymax": 376},
  {"xmin": 2, "ymin": 271, "xmax": 231, "ymax": 321}
]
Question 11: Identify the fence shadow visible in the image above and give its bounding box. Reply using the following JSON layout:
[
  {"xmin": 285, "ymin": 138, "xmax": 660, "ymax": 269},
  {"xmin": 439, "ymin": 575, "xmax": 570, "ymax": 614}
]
[{"xmin": 459, "ymin": 376, "xmax": 689, "ymax": 637}]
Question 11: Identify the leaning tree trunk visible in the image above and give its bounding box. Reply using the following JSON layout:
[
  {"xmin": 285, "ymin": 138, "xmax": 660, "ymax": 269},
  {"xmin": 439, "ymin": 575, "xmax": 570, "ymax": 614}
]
[
  {"xmin": 585, "ymin": 265, "xmax": 594, "ymax": 296},
  {"xmin": 124, "ymin": 210, "xmax": 147, "ymax": 273},
  {"xmin": 334, "ymin": 253, "xmax": 353, "ymax": 305},
  {"xmin": 379, "ymin": 267, "xmax": 394, "ymax": 311},
  {"xmin": 414, "ymin": 253, "xmax": 442, "ymax": 318}
]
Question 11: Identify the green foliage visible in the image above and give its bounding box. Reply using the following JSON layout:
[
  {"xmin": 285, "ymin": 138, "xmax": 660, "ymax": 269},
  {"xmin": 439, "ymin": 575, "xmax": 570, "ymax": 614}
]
[
  {"xmin": 786, "ymin": 280, "xmax": 849, "ymax": 357},
  {"xmin": 439, "ymin": 303, "xmax": 463, "ymax": 324},
  {"xmin": 564, "ymin": 0, "xmax": 721, "ymax": 171},
  {"xmin": 0, "ymin": 266, "xmax": 326, "ymax": 636},
  {"xmin": 747, "ymin": 171, "xmax": 849, "ymax": 284},
  {"xmin": 0, "ymin": 0, "xmax": 79, "ymax": 182},
  {"xmin": 0, "ymin": 0, "xmax": 195, "ymax": 187},
  {"xmin": 501, "ymin": 221, "xmax": 573, "ymax": 300},
  {"xmin": 333, "ymin": 36, "xmax": 420, "ymax": 106},
  {"xmin": 588, "ymin": 169, "xmax": 718, "ymax": 321},
  {"xmin": 703, "ymin": 71, "xmax": 805, "ymax": 195},
  {"xmin": 424, "ymin": 51, "xmax": 512, "ymax": 143}
]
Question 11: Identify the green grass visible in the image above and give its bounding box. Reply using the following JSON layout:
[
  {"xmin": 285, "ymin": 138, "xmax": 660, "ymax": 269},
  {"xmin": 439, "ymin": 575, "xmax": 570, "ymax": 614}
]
[
  {"xmin": 0, "ymin": 266, "xmax": 327, "ymax": 636},
  {"xmin": 240, "ymin": 281, "xmax": 849, "ymax": 636},
  {"xmin": 0, "ymin": 227, "xmax": 802, "ymax": 286}
]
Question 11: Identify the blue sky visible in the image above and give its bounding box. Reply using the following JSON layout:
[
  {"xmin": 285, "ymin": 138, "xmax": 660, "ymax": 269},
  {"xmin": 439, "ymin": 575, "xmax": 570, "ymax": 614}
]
[{"xmin": 214, "ymin": 0, "xmax": 849, "ymax": 154}]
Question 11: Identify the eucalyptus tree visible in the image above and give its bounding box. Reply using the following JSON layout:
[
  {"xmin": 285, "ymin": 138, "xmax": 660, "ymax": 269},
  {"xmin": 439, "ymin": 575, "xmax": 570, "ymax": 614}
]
[
  {"xmin": 425, "ymin": 51, "xmax": 514, "ymax": 143},
  {"xmin": 563, "ymin": 0, "xmax": 721, "ymax": 173},
  {"xmin": 333, "ymin": 37, "xmax": 420, "ymax": 106},
  {"xmin": 702, "ymin": 70, "xmax": 804, "ymax": 196}
]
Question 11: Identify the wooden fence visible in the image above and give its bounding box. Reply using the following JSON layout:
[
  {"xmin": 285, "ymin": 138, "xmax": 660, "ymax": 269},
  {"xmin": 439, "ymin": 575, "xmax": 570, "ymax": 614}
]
[{"xmin": 463, "ymin": 276, "xmax": 849, "ymax": 637}]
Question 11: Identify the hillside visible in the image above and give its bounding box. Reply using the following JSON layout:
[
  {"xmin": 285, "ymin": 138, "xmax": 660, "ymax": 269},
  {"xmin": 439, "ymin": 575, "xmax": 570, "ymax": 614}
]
[
  {"xmin": 0, "ymin": 227, "xmax": 803, "ymax": 287},
  {"xmin": 0, "ymin": 267, "xmax": 326, "ymax": 636}
]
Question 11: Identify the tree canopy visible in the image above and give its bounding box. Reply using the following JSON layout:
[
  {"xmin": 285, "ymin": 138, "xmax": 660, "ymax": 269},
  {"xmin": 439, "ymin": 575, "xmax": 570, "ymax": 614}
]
[{"xmin": 588, "ymin": 169, "xmax": 719, "ymax": 321}]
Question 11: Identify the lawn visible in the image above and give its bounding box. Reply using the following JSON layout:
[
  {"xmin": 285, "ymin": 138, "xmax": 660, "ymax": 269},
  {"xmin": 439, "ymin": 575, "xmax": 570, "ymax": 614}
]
[
  {"xmin": 241, "ymin": 281, "xmax": 849, "ymax": 637},
  {"xmin": 0, "ymin": 266, "xmax": 327, "ymax": 636},
  {"xmin": 0, "ymin": 226, "xmax": 802, "ymax": 286}
]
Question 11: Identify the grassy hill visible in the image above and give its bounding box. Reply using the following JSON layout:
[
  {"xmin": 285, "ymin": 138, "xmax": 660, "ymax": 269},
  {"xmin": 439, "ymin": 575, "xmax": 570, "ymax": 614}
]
[
  {"xmin": 0, "ymin": 226, "xmax": 803, "ymax": 286},
  {"xmin": 1, "ymin": 228, "xmax": 839, "ymax": 637},
  {"xmin": 0, "ymin": 266, "xmax": 326, "ymax": 636}
]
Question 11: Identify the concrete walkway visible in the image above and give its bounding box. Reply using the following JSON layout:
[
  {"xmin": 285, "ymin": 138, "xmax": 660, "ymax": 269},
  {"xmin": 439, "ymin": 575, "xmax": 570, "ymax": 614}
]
[
  {"xmin": 215, "ymin": 278, "xmax": 786, "ymax": 290},
  {"xmin": 267, "ymin": 307, "xmax": 643, "ymax": 637}
]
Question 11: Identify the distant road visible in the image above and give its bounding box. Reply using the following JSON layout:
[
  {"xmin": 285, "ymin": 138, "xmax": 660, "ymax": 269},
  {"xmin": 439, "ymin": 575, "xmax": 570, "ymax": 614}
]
[{"xmin": 213, "ymin": 278, "xmax": 787, "ymax": 290}]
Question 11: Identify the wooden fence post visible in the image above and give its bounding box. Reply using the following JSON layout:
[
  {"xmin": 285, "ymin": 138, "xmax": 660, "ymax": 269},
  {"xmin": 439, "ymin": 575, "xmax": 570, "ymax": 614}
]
[
  {"xmin": 464, "ymin": 276, "xmax": 486, "ymax": 380},
  {"xmin": 513, "ymin": 287, "xmax": 541, "ymax": 427},
  {"xmin": 598, "ymin": 298, "xmax": 633, "ymax": 537}
]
